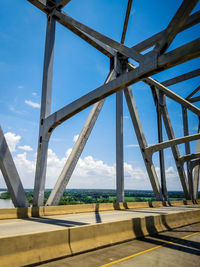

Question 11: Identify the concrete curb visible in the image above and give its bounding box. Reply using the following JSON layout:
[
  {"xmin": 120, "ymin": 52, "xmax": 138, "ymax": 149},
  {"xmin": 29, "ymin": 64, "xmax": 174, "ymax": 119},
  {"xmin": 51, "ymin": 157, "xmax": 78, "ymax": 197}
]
[
  {"xmin": 0, "ymin": 200, "xmax": 199, "ymax": 220},
  {"xmin": 0, "ymin": 209, "xmax": 199, "ymax": 266}
]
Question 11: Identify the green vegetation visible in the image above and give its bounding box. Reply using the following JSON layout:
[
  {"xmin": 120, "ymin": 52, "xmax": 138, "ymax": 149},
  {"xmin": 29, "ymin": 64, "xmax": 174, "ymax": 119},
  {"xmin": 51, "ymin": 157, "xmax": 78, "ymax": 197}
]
[
  {"xmin": 0, "ymin": 189, "xmax": 190, "ymax": 205},
  {"xmin": 0, "ymin": 191, "xmax": 11, "ymax": 200}
]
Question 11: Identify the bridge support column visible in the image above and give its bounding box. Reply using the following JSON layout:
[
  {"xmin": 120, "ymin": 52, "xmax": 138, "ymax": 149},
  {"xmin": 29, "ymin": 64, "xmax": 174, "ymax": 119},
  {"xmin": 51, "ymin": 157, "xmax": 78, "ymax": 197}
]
[{"xmin": 33, "ymin": 14, "xmax": 56, "ymax": 206}]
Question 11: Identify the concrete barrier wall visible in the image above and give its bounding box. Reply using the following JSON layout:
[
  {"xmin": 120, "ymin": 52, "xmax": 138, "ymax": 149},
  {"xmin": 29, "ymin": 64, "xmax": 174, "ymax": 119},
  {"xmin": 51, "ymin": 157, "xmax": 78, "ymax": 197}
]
[
  {"xmin": 0, "ymin": 200, "xmax": 199, "ymax": 220},
  {"xmin": 0, "ymin": 209, "xmax": 199, "ymax": 267}
]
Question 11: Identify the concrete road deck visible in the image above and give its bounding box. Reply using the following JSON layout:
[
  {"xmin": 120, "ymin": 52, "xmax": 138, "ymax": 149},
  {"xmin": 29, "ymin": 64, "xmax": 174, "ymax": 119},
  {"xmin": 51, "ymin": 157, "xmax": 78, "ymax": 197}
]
[
  {"xmin": 0, "ymin": 205, "xmax": 200, "ymax": 237},
  {"xmin": 39, "ymin": 223, "xmax": 200, "ymax": 267}
]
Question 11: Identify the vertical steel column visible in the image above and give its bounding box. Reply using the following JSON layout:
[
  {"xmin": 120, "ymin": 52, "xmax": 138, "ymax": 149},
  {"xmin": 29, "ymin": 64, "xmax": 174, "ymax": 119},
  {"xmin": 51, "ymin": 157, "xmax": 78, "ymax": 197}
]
[
  {"xmin": 33, "ymin": 14, "xmax": 56, "ymax": 207},
  {"xmin": 193, "ymin": 119, "xmax": 200, "ymax": 200},
  {"xmin": 46, "ymin": 68, "xmax": 115, "ymax": 206},
  {"xmin": 116, "ymin": 89, "xmax": 124, "ymax": 202},
  {"xmin": 0, "ymin": 126, "xmax": 29, "ymax": 207},
  {"xmin": 115, "ymin": 55, "xmax": 126, "ymax": 203},
  {"xmin": 157, "ymin": 92, "xmax": 168, "ymax": 200},
  {"xmin": 160, "ymin": 96, "xmax": 190, "ymax": 199},
  {"xmin": 124, "ymin": 86, "xmax": 163, "ymax": 201},
  {"xmin": 151, "ymin": 87, "xmax": 168, "ymax": 200},
  {"xmin": 182, "ymin": 106, "xmax": 193, "ymax": 200}
]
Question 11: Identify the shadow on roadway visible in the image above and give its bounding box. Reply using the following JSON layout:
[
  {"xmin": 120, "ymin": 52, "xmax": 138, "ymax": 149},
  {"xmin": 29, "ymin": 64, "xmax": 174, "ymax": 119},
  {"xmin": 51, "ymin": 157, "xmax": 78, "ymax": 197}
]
[{"xmin": 23, "ymin": 217, "xmax": 89, "ymax": 228}]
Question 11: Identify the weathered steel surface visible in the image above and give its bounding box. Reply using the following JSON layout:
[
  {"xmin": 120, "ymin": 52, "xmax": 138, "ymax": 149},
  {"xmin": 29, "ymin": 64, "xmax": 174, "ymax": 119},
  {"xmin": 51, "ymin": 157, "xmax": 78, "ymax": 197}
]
[{"xmin": 0, "ymin": 127, "xmax": 28, "ymax": 207}]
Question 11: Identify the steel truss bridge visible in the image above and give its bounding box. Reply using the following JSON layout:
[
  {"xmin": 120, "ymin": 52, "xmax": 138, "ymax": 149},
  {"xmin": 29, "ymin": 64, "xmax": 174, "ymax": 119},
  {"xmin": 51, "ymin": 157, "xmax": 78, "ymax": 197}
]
[{"xmin": 0, "ymin": 0, "xmax": 200, "ymax": 207}]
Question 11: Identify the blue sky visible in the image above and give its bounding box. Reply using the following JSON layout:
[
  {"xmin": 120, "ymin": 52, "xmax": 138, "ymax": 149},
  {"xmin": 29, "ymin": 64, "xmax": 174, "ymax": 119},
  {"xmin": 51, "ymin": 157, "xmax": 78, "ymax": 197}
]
[{"xmin": 0, "ymin": 0, "xmax": 200, "ymax": 190}]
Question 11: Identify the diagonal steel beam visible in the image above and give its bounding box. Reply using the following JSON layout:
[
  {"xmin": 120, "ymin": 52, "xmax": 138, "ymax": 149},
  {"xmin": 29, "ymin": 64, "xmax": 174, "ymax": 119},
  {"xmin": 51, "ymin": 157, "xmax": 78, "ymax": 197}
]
[
  {"xmin": 161, "ymin": 69, "xmax": 200, "ymax": 87},
  {"xmin": 144, "ymin": 77, "xmax": 200, "ymax": 115},
  {"xmin": 186, "ymin": 85, "xmax": 200, "ymax": 100},
  {"xmin": 121, "ymin": 0, "xmax": 133, "ymax": 44},
  {"xmin": 56, "ymin": 0, "xmax": 71, "ymax": 9},
  {"xmin": 52, "ymin": 9, "xmax": 143, "ymax": 62},
  {"xmin": 132, "ymin": 11, "xmax": 200, "ymax": 53},
  {"xmin": 0, "ymin": 126, "xmax": 29, "ymax": 207},
  {"xmin": 149, "ymin": 87, "xmax": 190, "ymax": 199},
  {"xmin": 27, "ymin": 1, "xmax": 115, "ymax": 57},
  {"xmin": 27, "ymin": 1, "xmax": 200, "ymax": 58},
  {"xmin": 189, "ymin": 96, "xmax": 200, "ymax": 103},
  {"xmin": 124, "ymin": 86, "xmax": 163, "ymax": 200},
  {"xmin": 154, "ymin": 0, "xmax": 198, "ymax": 54},
  {"xmin": 46, "ymin": 70, "xmax": 116, "ymax": 206},
  {"xmin": 63, "ymin": 24, "xmax": 116, "ymax": 57},
  {"xmin": 159, "ymin": 96, "xmax": 190, "ymax": 199},
  {"xmin": 27, "ymin": 0, "xmax": 54, "ymax": 13},
  {"xmin": 151, "ymin": 87, "xmax": 168, "ymax": 201}
]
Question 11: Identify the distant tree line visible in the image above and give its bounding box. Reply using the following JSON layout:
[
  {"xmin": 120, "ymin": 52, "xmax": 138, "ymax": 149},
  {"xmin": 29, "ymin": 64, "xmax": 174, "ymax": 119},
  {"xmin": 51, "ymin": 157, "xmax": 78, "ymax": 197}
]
[{"xmin": 0, "ymin": 189, "xmax": 191, "ymax": 205}]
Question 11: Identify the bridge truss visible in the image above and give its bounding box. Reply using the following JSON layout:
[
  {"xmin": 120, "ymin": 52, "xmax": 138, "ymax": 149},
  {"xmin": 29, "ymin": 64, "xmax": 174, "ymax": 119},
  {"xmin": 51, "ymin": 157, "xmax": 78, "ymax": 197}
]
[{"xmin": 0, "ymin": 0, "xmax": 200, "ymax": 207}]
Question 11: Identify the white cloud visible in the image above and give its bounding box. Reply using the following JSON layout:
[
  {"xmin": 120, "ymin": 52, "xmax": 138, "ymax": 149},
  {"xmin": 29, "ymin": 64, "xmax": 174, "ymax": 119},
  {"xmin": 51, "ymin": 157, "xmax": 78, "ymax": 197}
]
[
  {"xmin": 25, "ymin": 100, "xmax": 40, "ymax": 109},
  {"xmin": 73, "ymin": 134, "xmax": 79, "ymax": 142},
  {"xmin": 0, "ymin": 132, "xmax": 183, "ymax": 191},
  {"xmin": 32, "ymin": 92, "xmax": 37, "ymax": 96},
  {"xmin": 4, "ymin": 132, "xmax": 21, "ymax": 152},
  {"xmin": 17, "ymin": 85, "xmax": 23, "ymax": 89},
  {"xmin": 155, "ymin": 166, "xmax": 178, "ymax": 180},
  {"xmin": 18, "ymin": 145, "xmax": 33, "ymax": 151},
  {"xmin": 126, "ymin": 144, "xmax": 139, "ymax": 148}
]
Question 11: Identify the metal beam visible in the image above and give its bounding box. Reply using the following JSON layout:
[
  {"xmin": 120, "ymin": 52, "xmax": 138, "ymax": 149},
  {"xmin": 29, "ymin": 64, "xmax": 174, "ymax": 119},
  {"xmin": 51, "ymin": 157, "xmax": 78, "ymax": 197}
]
[
  {"xmin": 151, "ymin": 87, "xmax": 168, "ymax": 201},
  {"xmin": 149, "ymin": 85, "xmax": 190, "ymax": 199},
  {"xmin": 144, "ymin": 77, "xmax": 200, "ymax": 116},
  {"xmin": 116, "ymin": 89, "xmax": 124, "ymax": 203},
  {"xmin": 132, "ymin": 10, "xmax": 200, "ymax": 53},
  {"xmin": 189, "ymin": 96, "xmax": 200, "ymax": 103},
  {"xmin": 182, "ymin": 107, "xmax": 193, "ymax": 199},
  {"xmin": 27, "ymin": 0, "xmax": 53, "ymax": 13},
  {"xmin": 43, "ymin": 39, "xmax": 200, "ymax": 139},
  {"xmin": 191, "ymin": 159, "xmax": 200, "ymax": 169},
  {"xmin": 115, "ymin": 0, "xmax": 133, "ymax": 202},
  {"xmin": 114, "ymin": 55, "xmax": 127, "ymax": 203},
  {"xmin": 28, "ymin": 2, "xmax": 115, "ymax": 57},
  {"xmin": 193, "ymin": 161, "xmax": 200, "ymax": 200},
  {"xmin": 28, "ymin": 0, "xmax": 200, "ymax": 57},
  {"xmin": 46, "ymin": 70, "xmax": 115, "ymax": 206},
  {"xmin": 186, "ymin": 85, "xmax": 200, "ymax": 100},
  {"xmin": 0, "ymin": 126, "xmax": 29, "ymax": 208},
  {"xmin": 179, "ymin": 152, "xmax": 200, "ymax": 163},
  {"xmin": 162, "ymin": 69, "xmax": 200, "ymax": 87},
  {"xmin": 193, "ymin": 121, "xmax": 200, "ymax": 200},
  {"xmin": 121, "ymin": 0, "xmax": 133, "ymax": 44},
  {"xmin": 33, "ymin": 14, "xmax": 56, "ymax": 207},
  {"xmin": 124, "ymin": 86, "xmax": 163, "ymax": 200},
  {"xmin": 146, "ymin": 133, "xmax": 200, "ymax": 155},
  {"xmin": 53, "ymin": 9, "xmax": 143, "ymax": 63},
  {"xmin": 154, "ymin": 0, "xmax": 198, "ymax": 54},
  {"xmin": 27, "ymin": 1, "xmax": 200, "ymax": 59},
  {"xmin": 56, "ymin": 0, "xmax": 71, "ymax": 9}
]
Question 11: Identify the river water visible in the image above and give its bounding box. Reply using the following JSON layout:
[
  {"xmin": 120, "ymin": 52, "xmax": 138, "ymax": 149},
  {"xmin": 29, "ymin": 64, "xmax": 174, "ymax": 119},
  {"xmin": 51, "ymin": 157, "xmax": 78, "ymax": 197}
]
[{"xmin": 0, "ymin": 192, "xmax": 14, "ymax": 208}]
